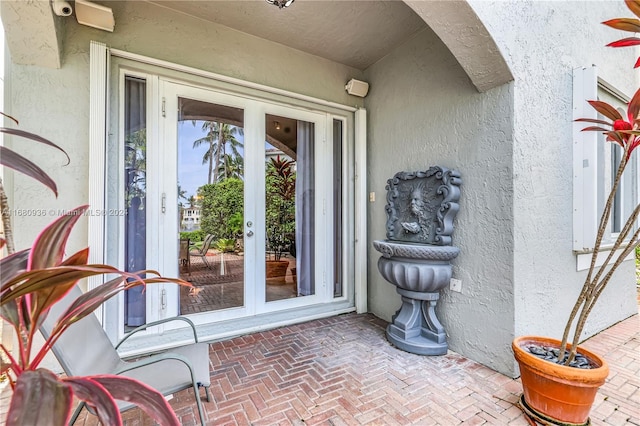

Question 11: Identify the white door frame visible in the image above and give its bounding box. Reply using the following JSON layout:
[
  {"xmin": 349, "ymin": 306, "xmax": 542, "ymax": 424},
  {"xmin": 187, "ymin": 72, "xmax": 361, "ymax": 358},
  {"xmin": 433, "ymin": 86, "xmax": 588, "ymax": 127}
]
[{"xmin": 90, "ymin": 43, "xmax": 367, "ymax": 344}]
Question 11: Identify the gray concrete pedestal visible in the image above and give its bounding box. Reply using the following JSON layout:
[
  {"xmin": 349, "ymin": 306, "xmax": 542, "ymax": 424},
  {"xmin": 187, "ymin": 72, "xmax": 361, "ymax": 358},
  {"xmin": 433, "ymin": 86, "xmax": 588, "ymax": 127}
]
[{"xmin": 386, "ymin": 288, "xmax": 447, "ymax": 355}]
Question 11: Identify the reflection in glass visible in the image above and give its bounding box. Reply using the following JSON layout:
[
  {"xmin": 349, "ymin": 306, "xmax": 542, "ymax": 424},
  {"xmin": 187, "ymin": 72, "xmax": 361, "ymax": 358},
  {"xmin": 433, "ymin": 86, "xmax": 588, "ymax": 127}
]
[
  {"xmin": 333, "ymin": 119, "xmax": 343, "ymax": 297},
  {"xmin": 265, "ymin": 115, "xmax": 315, "ymax": 302},
  {"xmin": 124, "ymin": 76, "xmax": 147, "ymax": 327},
  {"xmin": 177, "ymin": 99, "xmax": 246, "ymax": 314}
]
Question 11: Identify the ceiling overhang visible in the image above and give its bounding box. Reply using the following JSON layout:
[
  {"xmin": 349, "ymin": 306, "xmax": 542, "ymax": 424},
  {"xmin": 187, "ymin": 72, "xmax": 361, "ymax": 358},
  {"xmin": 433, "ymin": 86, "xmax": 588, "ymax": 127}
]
[
  {"xmin": 403, "ymin": 0, "xmax": 513, "ymax": 92},
  {"xmin": 0, "ymin": 0, "xmax": 513, "ymax": 92}
]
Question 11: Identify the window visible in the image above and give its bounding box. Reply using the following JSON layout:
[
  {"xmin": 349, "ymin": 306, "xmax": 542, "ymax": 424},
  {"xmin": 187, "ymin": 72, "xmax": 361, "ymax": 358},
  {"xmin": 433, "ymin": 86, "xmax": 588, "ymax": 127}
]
[
  {"xmin": 572, "ymin": 66, "xmax": 637, "ymax": 270},
  {"xmin": 598, "ymin": 89, "xmax": 632, "ymax": 237}
]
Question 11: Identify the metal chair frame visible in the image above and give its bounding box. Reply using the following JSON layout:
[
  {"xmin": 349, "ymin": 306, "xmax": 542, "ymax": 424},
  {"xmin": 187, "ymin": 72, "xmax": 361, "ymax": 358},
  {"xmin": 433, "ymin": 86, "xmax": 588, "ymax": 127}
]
[{"xmin": 40, "ymin": 286, "xmax": 211, "ymax": 425}]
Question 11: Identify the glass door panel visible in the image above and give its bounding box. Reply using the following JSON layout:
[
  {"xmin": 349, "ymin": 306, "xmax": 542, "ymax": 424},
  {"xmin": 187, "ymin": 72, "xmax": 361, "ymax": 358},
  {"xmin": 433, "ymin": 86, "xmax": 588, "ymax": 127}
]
[
  {"xmin": 124, "ymin": 76, "xmax": 147, "ymax": 327},
  {"xmin": 162, "ymin": 80, "xmax": 332, "ymax": 324},
  {"xmin": 332, "ymin": 118, "xmax": 344, "ymax": 298},
  {"xmin": 175, "ymin": 97, "xmax": 246, "ymax": 315},
  {"xmin": 264, "ymin": 114, "xmax": 315, "ymax": 302}
]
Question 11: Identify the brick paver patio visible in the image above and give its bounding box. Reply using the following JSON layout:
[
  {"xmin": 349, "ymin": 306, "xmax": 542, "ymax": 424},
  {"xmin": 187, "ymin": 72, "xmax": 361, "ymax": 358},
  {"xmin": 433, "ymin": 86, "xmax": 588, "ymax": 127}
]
[
  {"xmin": 57, "ymin": 308, "xmax": 640, "ymax": 425},
  {"xmin": 179, "ymin": 254, "xmax": 298, "ymax": 315}
]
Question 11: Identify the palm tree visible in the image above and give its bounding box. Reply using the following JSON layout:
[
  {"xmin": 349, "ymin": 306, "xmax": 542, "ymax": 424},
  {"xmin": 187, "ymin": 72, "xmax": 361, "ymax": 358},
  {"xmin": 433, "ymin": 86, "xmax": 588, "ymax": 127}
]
[
  {"xmin": 217, "ymin": 153, "xmax": 244, "ymax": 180},
  {"xmin": 177, "ymin": 184, "xmax": 188, "ymax": 225},
  {"xmin": 192, "ymin": 122, "xmax": 220, "ymax": 185},
  {"xmin": 177, "ymin": 184, "xmax": 188, "ymax": 201},
  {"xmin": 192, "ymin": 122, "xmax": 243, "ymax": 184},
  {"xmin": 125, "ymin": 129, "xmax": 147, "ymax": 207},
  {"xmin": 220, "ymin": 126, "xmax": 243, "ymax": 180}
]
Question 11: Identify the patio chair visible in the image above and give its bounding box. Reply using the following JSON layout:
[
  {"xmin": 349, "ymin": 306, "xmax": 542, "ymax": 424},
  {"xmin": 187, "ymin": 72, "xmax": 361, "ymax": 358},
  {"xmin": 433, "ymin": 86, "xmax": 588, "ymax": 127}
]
[
  {"xmin": 189, "ymin": 234, "xmax": 215, "ymax": 269},
  {"xmin": 40, "ymin": 285, "xmax": 211, "ymax": 425}
]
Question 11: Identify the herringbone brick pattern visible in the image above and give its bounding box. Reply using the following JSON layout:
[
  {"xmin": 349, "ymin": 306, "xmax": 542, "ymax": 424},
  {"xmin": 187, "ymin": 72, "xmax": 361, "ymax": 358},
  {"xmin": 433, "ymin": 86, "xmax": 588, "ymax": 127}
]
[
  {"xmin": 199, "ymin": 314, "xmax": 521, "ymax": 426},
  {"xmin": 2, "ymin": 312, "xmax": 637, "ymax": 425},
  {"xmin": 69, "ymin": 311, "xmax": 639, "ymax": 425},
  {"xmin": 580, "ymin": 314, "xmax": 640, "ymax": 425}
]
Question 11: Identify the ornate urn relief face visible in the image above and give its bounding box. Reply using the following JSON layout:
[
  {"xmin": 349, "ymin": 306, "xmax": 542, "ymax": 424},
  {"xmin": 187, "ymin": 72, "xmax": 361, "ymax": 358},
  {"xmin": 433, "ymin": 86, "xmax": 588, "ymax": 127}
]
[{"xmin": 384, "ymin": 166, "xmax": 461, "ymax": 246}]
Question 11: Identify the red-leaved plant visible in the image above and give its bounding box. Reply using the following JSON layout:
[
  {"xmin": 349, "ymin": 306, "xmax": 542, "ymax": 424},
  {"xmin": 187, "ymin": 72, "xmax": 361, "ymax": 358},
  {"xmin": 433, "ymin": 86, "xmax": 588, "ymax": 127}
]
[
  {"xmin": 0, "ymin": 117, "xmax": 190, "ymax": 425},
  {"xmin": 603, "ymin": 0, "xmax": 640, "ymax": 67},
  {"xmin": 562, "ymin": 0, "xmax": 640, "ymax": 365}
]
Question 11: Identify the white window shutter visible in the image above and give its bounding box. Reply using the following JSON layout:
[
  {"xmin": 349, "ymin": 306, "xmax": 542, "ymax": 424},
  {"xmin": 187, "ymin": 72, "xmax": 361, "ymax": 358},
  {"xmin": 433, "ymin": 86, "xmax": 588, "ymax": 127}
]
[{"xmin": 572, "ymin": 66, "xmax": 599, "ymax": 252}]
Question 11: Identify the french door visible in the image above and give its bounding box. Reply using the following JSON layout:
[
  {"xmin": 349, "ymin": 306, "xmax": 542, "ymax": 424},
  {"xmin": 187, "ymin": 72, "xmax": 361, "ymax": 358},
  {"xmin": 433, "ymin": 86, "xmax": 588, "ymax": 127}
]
[{"xmin": 155, "ymin": 81, "xmax": 331, "ymax": 325}]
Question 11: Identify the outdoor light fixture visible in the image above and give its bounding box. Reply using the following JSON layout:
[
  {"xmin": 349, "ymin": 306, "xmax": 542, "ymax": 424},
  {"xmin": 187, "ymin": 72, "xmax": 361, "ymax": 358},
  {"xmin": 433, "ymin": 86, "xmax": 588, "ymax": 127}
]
[
  {"xmin": 265, "ymin": 0, "xmax": 295, "ymax": 9},
  {"xmin": 274, "ymin": 121, "xmax": 281, "ymax": 130}
]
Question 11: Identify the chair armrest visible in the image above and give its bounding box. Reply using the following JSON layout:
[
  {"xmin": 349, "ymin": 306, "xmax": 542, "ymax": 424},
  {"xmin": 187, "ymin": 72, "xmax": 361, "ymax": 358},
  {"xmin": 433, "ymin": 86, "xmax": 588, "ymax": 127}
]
[
  {"xmin": 114, "ymin": 351, "xmax": 195, "ymax": 377},
  {"xmin": 115, "ymin": 316, "xmax": 199, "ymax": 350}
]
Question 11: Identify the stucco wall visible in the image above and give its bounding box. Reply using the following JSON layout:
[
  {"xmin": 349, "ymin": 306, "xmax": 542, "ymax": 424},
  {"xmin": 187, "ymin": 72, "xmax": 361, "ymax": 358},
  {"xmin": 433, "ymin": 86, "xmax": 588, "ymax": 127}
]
[
  {"xmin": 5, "ymin": 0, "xmax": 363, "ymax": 250},
  {"xmin": 4, "ymin": 0, "xmax": 637, "ymax": 380},
  {"xmin": 363, "ymin": 27, "xmax": 517, "ymax": 375},
  {"xmin": 469, "ymin": 0, "xmax": 638, "ymax": 349}
]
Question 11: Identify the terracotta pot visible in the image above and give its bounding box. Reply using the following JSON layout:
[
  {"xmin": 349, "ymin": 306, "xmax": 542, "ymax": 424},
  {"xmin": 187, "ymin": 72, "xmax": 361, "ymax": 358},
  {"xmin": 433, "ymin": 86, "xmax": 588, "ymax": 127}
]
[
  {"xmin": 266, "ymin": 260, "xmax": 288, "ymax": 279},
  {"xmin": 512, "ymin": 336, "xmax": 609, "ymax": 424}
]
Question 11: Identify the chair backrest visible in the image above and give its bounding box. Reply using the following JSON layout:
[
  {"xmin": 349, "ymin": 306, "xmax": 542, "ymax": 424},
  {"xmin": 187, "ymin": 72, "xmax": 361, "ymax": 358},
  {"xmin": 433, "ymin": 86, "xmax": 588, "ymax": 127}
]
[
  {"xmin": 179, "ymin": 239, "xmax": 190, "ymax": 259},
  {"xmin": 199, "ymin": 234, "xmax": 215, "ymax": 254},
  {"xmin": 40, "ymin": 285, "xmax": 123, "ymax": 377}
]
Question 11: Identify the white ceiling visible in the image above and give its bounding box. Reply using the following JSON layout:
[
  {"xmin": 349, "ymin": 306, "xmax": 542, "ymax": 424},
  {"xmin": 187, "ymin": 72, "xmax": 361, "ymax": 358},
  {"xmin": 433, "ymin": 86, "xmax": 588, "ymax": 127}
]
[{"xmin": 145, "ymin": 0, "xmax": 428, "ymax": 70}]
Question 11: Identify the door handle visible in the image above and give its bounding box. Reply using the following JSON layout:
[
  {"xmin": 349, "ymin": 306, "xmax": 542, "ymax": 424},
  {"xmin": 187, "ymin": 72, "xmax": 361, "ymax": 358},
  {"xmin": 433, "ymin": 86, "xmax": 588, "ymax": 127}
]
[{"xmin": 246, "ymin": 230, "xmax": 254, "ymax": 237}]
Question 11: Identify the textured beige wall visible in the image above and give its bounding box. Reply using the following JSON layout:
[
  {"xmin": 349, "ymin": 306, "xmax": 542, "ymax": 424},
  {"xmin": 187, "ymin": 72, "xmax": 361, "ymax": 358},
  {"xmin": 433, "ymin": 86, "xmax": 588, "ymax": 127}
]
[
  {"xmin": 470, "ymin": 0, "xmax": 637, "ymax": 349},
  {"xmin": 364, "ymin": 26, "xmax": 516, "ymax": 376},
  {"xmin": 365, "ymin": 1, "xmax": 638, "ymax": 377}
]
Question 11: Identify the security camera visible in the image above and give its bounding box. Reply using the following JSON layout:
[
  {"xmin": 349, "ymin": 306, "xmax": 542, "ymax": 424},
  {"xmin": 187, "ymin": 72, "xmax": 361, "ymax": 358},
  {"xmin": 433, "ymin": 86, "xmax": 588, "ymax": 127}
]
[{"xmin": 52, "ymin": 0, "xmax": 73, "ymax": 17}]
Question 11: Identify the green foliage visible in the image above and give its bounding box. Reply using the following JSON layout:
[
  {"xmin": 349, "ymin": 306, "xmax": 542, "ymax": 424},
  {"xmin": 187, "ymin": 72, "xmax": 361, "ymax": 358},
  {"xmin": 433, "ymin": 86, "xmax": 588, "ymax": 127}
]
[
  {"xmin": 215, "ymin": 238, "xmax": 236, "ymax": 253},
  {"xmin": 228, "ymin": 211, "xmax": 244, "ymax": 237},
  {"xmin": 265, "ymin": 156, "xmax": 296, "ymax": 261},
  {"xmin": 199, "ymin": 178, "xmax": 244, "ymax": 239},
  {"xmin": 180, "ymin": 230, "xmax": 205, "ymax": 243},
  {"xmin": 125, "ymin": 129, "xmax": 146, "ymax": 208}
]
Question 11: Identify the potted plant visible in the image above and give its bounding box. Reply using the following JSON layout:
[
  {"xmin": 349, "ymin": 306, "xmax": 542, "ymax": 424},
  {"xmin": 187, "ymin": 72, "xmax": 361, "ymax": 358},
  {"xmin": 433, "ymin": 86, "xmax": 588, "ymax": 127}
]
[
  {"xmin": 512, "ymin": 2, "xmax": 640, "ymax": 423},
  {"xmin": 0, "ymin": 116, "xmax": 189, "ymax": 425},
  {"xmin": 265, "ymin": 156, "xmax": 296, "ymax": 280}
]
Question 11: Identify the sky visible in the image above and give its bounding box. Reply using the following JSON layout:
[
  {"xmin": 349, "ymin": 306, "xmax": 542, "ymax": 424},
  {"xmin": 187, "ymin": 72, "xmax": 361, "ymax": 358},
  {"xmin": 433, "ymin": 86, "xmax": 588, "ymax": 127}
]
[
  {"xmin": 177, "ymin": 121, "xmax": 246, "ymax": 199},
  {"xmin": 177, "ymin": 121, "xmax": 211, "ymax": 199}
]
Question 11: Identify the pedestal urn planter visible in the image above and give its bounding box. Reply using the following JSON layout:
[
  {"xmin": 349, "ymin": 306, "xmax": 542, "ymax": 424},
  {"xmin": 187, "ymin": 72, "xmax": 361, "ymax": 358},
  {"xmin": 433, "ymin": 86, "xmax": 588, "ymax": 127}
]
[
  {"xmin": 373, "ymin": 241, "xmax": 459, "ymax": 355},
  {"xmin": 373, "ymin": 166, "xmax": 461, "ymax": 356}
]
